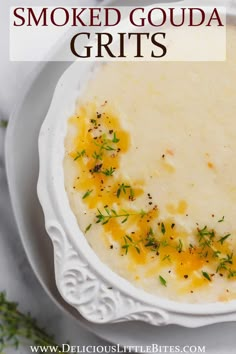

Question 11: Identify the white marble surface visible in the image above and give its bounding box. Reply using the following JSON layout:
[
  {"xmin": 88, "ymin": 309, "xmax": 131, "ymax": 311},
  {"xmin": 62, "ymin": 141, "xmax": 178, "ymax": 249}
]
[{"xmin": 0, "ymin": 0, "xmax": 108, "ymax": 353}]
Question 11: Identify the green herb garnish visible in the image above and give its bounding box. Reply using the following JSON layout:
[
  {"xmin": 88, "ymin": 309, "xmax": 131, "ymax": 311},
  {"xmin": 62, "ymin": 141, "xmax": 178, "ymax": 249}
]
[
  {"xmin": 90, "ymin": 119, "xmax": 97, "ymax": 125},
  {"xmin": 85, "ymin": 224, "xmax": 92, "ymax": 233},
  {"xmin": 161, "ymin": 222, "xmax": 166, "ymax": 234},
  {"xmin": 116, "ymin": 183, "xmax": 134, "ymax": 199},
  {"xmin": 218, "ymin": 234, "xmax": 231, "ymax": 245},
  {"xmin": 112, "ymin": 132, "xmax": 120, "ymax": 143},
  {"xmin": 92, "ymin": 151, "xmax": 103, "ymax": 160},
  {"xmin": 0, "ymin": 120, "xmax": 8, "ymax": 128},
  {"xmin": 122, "ymin": 235, "xmax": 141, "ymax": 255},
  {"xmin": 159, "ymin": 275, "xmax": 167, "ymax": 287},
  {"xmin": 202, "ymin": 271, "xmax": 211, "ymax": 281},
  {"xmin": 95, "ymin": 208, "xmax": 147, "ymax": 225},
  {"xmin": 74, "ymin": 149, "xmax": 86, "ymax": 161},
  {"xmin": 82, "ymin": 189, "xmax": 93, "ymax": 199},
  {"xmin": 197, "ymin": 226, "xmax": 215, "ymax": 250},
  {"xmin": 145, "ymin": 228, "xmax": 159, "ymax": 250},
  {"xmin": 177, "ymin": 239, "xmax": 183, "ymax": 253},
  {"xmin": 162, "ymin": 255, "xmax": 171, "ymax": 262},
  {"xmin": 216, "ymin": 253, "xmax": 233, "ymax": 273},
  {"xmin": 218, "ymin": 216, "xmax": 225, "ymax": 223},
  {"xmin": 102, "ymin": 167, "xmax": 116, "ymax": 176}
]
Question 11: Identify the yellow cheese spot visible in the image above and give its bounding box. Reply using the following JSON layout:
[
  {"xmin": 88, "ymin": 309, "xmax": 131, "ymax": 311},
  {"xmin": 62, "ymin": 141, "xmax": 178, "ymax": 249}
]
[{"xmin": 166, "ymin": 200, "xmax": 188, "ymax": 215}]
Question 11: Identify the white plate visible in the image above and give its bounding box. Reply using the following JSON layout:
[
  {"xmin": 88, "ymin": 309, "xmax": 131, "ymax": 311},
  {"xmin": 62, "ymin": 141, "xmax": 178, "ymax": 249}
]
[
  {"xmin": 5, "ymin": 1, "xmax": 236, "ymax": 353},
  {"xmin": 5, "ymin": 59, "xmax": 236, "ymax": 353}
]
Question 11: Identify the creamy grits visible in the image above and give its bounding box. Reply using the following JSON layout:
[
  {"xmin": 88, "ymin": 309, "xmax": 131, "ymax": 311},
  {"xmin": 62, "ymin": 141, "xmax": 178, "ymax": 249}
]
[{"xmin": 64, "ymin": 26, "xmax": 236, "ymax": 303}]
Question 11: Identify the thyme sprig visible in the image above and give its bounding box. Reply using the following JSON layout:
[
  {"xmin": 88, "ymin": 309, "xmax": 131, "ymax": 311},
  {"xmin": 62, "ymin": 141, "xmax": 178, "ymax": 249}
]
[
  {"xmin": 102, "ymin": 167, "xmax": 116, "ymax": 176},
  {"xmin": 0, "ymin": 292, "xmax": 67, "ymax": 353},
  {"xmin": 95, "ymin": 207, "xmax": 147, "ymax": 225},
  {"xmin": 116, "ymin": 183, "xmax": 134, "ymax": 199},
  {"xmin": 74, "ymin": 149, "xmax": 86, "ymax": 161},
  {"xmin": 216, "ymin": 253, "xmax": 233, "ymax": 274},
  {"xmin": 197, "ymin": 226, "xmax": 216, "ymax": 250},
  {"xmin": 93, "ymin": 133, "xmax": 118, "ymax": 153}
]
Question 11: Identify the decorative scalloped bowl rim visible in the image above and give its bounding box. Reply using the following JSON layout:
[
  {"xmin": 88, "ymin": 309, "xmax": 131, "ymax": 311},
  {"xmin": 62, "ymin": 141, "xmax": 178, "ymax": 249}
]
[{"xmin": 37, "ymin": 7, "xmax": 236, "ymax": 327}]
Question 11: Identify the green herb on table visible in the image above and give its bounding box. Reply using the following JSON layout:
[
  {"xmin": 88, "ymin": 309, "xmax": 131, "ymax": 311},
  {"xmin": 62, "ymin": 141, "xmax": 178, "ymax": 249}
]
[
  {"xmin": 0, "ymin": 120, "xmax": 8, "ymax": 128},
  {"xmin": 0, "ymin": 292, "xmax": 68, "ymax": 353}
]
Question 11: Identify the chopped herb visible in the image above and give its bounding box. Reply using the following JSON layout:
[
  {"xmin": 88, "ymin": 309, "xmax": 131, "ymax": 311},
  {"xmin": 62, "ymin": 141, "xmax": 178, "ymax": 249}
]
[
  {"xmin": 218, "ymin": 216, "xmax": 225, "ymax": 223},
  {"xmin": 218, "ymin": 234, "xmax": 231, "ymax": 245},
  {"xmin": 213, "ymin": 250, "xmax": 221, "ymax": 258},
  {"xmin": 162, "ymin": 255, "xmax": 171, "ymax": 262},
  {"xmin": 102, "ymin": 167, "xmax": 116, "ymax": 176},
  {"xmin": 177, "ymin": 239, "xmax": 183, "ymax": 253},
  {"xmin": 90, "ymin": 119, "xmax": 97, "ymax": 125},
  {"xmin": 122, "ymin": 235, "xmax": 141, "ymax": 255},
  {"xmin": 161, "ymin": 240, "xmax": 169, "ymax": 247},
  {"xmin": 159, "ymin": 275, "xmax": 167, "ymax": 287},
  {"xmin": 93, "ymin": 134, "xmax": 116, "ymax": 152},
  {"xmin": 145, "ymin": 228, "xmax": 159, "ymax": 250},
  {"xmin": 216, "ymin": 253, "xmax": 233, "ymax": 273},
  {"xmin": 112, "ymin": 132, "xmax": 120, "ymax": 143},
  {"xmin": 82, "ymin": 189, "xmax": 93, "ymax": 199},
  {"xmin": 161, "ymin": 222, "xmax": 166, "ymax": 234},
  {"xmin": 197, "ymin": 226, "xmax": 215, "ymax": 250},
  {"xmin": 116, "ymin": 183, "xmax": 134, "ymax": 199},
  {"xmin": 228, "ymin": 269, "xmax": 236, "ymax": 278},
  {"xmin": 85, "ymin": 224, "xmax": 92, "ymax": 233},
  {"xmin": 92, "ymin": 151, "xmax": 103, "ymax": 160},
  {"xmin": 202, "ymin": 271, "xmax": 211, "ymax": 281},
  {"xmin": 74, "ymin": 149, "xmax": 86, "ymax": 161}
]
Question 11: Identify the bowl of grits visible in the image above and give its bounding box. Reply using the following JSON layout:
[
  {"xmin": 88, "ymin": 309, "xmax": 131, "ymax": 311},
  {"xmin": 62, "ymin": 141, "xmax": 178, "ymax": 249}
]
[{"xmin": 38, "ymin": 13, "xmax": 236, "ymax": 326}]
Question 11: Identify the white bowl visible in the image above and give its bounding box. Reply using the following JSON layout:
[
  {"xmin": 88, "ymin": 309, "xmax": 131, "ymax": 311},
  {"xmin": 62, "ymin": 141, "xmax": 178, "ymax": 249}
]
[{"xmin": 38, "ymin": 10, "xmax": 236, "ymax": 327}]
